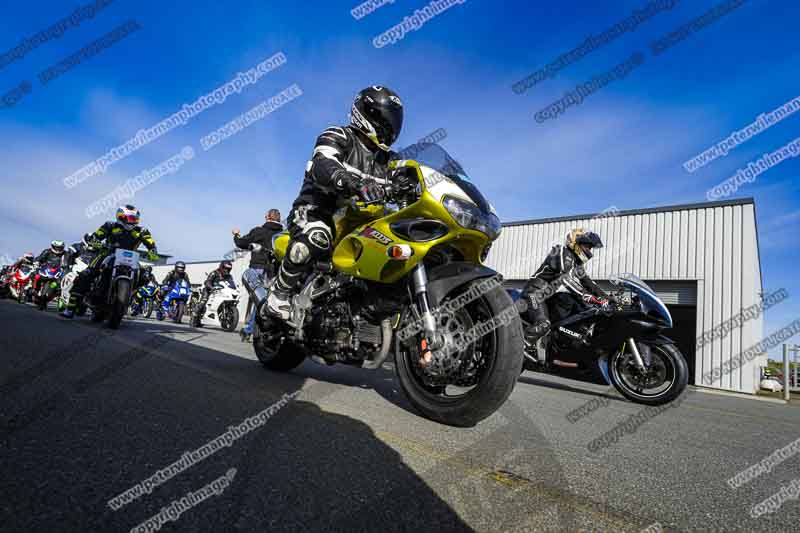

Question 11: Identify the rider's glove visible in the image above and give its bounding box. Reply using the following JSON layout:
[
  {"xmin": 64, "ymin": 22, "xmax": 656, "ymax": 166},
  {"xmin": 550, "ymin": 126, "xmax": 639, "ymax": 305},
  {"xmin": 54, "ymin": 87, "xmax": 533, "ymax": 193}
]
[
  {"xmin": 582, "ymin": 294, "xmax": 608, "ymax": 307},
  {"xmin": 357, "ymin": 180, "xmax": 384, "ymax": 203},
  {"xmin": 249, "ymin": 243, "xmax": 263, "ymax": 252},
  {"xmin": 333, "ymin": 169, "xmax": 384, "ymax": 203},
  {"xmin": 147, "ymin": 249, "xmax": 160, "ymax": 261},
  {"xmin": 333, "ymin": 169, "xmax": 361, "ymax": 194}
]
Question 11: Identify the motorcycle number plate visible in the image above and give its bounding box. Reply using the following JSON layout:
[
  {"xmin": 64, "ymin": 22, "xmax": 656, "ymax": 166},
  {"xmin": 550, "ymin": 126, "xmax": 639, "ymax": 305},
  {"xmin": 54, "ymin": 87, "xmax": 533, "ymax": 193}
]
[{"xmin": 115, "ymin": 249, "xmax": 139, "ymax": 268}]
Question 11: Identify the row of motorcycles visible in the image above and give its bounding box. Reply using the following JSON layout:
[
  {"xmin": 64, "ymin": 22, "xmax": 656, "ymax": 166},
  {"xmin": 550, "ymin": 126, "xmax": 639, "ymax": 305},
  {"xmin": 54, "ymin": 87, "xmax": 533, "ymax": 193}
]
[
  {"xmin": 0, "ymin": 260, "xmax": 71, "ymax": 311},
  {"xmin": 130, "ymin": 277, "xmax": 240, "ymax": 332},
  {"xmin": 0, "ymin": 249, "xmax": 241, "ymax": 332}
]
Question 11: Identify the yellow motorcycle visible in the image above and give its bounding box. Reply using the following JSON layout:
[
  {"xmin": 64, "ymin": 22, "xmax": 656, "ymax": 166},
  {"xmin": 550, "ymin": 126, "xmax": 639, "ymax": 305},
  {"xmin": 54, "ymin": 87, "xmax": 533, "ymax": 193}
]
[{"xmin": 249, "ymin": 143, "xmax": 523, "ymax": 426}]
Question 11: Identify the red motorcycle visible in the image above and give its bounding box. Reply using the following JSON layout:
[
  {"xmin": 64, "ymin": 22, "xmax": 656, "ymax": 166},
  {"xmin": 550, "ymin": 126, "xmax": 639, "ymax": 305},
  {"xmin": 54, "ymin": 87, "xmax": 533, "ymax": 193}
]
[
  {"xmin": 32, "ymin": 263, "xmax": 64, "ymax": 310},
  {"xmin": 8, "ymin": 265, "xmax": 34, "ymax": 304}
]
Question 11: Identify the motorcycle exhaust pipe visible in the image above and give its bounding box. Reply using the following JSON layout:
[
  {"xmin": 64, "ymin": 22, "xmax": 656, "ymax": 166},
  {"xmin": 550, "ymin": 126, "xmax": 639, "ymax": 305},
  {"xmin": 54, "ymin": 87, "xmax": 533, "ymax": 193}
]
[{"xmin": 362, "ymin": 318, "xmax": 393, "ymax": 370}]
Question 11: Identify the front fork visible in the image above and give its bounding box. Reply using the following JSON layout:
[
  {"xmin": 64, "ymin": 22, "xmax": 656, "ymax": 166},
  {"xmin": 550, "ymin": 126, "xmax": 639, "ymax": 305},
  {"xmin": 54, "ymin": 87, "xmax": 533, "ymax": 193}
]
[
  {"xmin": 626, "ymin": 338, "xmax": 648, "ymax": 372},
  {"xmin": 411, "ymin": 264, "xmax": 440, "ymax": 351}
]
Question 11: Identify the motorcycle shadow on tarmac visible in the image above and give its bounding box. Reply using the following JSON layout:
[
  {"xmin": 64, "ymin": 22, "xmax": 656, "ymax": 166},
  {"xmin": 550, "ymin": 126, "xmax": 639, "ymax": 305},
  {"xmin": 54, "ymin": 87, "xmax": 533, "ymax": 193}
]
[
  {"xmin": 516, "ymin": 371, "xmax": 624, "ymax": 403},
  {"xmin": 0, "ymin": 306, "xmax": 473, "ymax": 532}
]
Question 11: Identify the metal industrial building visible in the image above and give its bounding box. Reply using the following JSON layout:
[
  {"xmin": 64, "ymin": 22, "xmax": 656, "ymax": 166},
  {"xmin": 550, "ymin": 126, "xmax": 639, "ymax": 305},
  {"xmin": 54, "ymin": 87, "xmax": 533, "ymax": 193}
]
[
  {"xmin": 152, "ymin": 197, "xmax": 765, "ymax": 395},
  {"xmin": 486, "ymin": 197, "xmax": 765, "ymax": 395}
]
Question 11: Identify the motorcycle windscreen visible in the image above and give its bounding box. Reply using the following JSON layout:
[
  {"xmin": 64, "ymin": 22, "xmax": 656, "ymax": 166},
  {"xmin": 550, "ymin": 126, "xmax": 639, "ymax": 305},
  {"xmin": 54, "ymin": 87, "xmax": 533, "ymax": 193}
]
[{"xmin": 634, "ymin": 285, "xmax": 673, "ymax": 328}]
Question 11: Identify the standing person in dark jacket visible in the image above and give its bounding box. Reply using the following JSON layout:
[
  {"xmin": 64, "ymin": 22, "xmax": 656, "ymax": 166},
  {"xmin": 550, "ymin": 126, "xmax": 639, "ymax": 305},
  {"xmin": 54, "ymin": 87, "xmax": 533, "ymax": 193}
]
[
  {"xmin": 191, "ymin": 261, "xmax": 235, "ymax": 327},
  {"xmin": 232, "ymin": 208, "xmax": 283, "ymax": 340}
]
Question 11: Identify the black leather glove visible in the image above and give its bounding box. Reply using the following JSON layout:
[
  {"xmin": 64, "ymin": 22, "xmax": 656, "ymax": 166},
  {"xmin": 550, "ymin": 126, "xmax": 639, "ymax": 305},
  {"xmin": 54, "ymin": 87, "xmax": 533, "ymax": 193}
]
[
  {"xmin": 358, "ymin": 180, "xmax": 384, "ymax": 203},
  {"xmin": 333, "ymin": 169, "xmax": 384, "ymax": 203},
  {"xmin": 333, "ymin": 169, "xmax": 362, "ymax": 195}
]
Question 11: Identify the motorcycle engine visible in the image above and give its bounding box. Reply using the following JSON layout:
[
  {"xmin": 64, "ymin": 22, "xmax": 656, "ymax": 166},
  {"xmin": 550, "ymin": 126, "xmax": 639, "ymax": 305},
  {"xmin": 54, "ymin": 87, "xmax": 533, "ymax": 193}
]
[{"xmin": 306, "ymin": 302, "xmax": 353, "ymax": 357}]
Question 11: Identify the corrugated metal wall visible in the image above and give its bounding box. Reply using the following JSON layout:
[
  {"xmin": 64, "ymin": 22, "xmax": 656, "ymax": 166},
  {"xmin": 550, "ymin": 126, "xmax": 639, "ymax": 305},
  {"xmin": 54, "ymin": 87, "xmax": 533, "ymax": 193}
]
[{"xmin": 486, "ymin": 201, "xmax": 763, "ymax": 394}]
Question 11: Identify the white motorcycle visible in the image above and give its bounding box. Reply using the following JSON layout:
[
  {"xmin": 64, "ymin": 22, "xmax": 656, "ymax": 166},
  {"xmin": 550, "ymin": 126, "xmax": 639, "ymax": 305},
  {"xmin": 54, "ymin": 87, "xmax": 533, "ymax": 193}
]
[
  {"xmin": 195, "ymin": 280, "xmax": 240, "ymax": 331},
  {"xmin": 59, "ymin": 256, "xmax": 89, "ymax": 315}
]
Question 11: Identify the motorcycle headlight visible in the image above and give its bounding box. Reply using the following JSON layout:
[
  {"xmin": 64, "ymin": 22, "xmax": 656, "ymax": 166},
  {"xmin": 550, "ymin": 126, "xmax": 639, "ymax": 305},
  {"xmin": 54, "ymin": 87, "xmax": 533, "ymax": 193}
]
[{"xmin": 442, "ymin": 196, "xmax": 502, "ymax": 240}]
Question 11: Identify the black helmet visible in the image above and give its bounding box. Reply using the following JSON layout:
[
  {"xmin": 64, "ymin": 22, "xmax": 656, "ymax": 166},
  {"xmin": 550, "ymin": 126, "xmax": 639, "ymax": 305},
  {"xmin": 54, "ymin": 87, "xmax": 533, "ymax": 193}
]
[
  {"xmin": 567, "ymin": 229, "xmax": 603, "ymax": 263},
  {"xmin": 23, "ymin": 252, "xmax": 35, "ymax": 262},
  {"xmin": 350, "ymin": 86, "xmax": 404, "ymax": 151},
  {"xmin": 174, "ymin": 261, "xmax": 186, "ymax": 275},
  {"xmin": 218, "ymin": 260, "xmax": 232, "ymax": 276}
]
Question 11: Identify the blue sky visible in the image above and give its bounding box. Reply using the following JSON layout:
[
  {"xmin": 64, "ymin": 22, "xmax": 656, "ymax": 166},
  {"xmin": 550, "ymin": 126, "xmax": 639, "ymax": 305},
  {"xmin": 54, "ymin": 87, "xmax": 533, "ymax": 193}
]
[{"xmin": 0, "ymin": 0, "xmax": 798, "ymax": 356}]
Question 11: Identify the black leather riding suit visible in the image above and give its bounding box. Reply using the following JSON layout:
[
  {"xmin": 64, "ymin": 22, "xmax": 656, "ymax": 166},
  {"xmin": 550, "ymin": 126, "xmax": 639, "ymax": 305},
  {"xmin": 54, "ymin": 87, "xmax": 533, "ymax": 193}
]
[
  {"xmin": 274, "ymin": 125, "xmax": 395, "ymax": 295},
  {"xmin": 520, "ymin": 244, "xmax": 608, "ymax": 339}
]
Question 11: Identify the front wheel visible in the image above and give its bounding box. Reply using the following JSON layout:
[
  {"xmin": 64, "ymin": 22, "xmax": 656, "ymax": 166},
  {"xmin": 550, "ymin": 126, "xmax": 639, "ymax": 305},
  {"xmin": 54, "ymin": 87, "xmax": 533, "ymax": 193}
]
[
  {"xmin": 143, "ymin": 299, "xmax": 153, "ymax": 319},
  {"xmin": 36, "ymin": 287, "xmax": 49, "ymax": 311},
  {"xmin": 108, "ymin": 279, "xmax": 131, "ymax": 329},
  {"xmin": 219, "ymin": 303, "xmax": 239, "ymax": 332},
  {"xmin": 608, "ymin": 341, "xmax": 688, "ymax": 406},
  {"xmin": 172, "ymin": 300, "xmax": 185, "ymax": 324},
  {"xmin": 394, "ymin": 280, "xmax": 524, "ymax": 427}
]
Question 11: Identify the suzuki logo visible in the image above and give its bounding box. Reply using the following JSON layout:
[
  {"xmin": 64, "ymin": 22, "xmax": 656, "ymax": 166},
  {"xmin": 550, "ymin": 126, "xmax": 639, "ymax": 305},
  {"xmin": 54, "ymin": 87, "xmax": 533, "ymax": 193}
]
[{"xmin": 559, "ymin": 327, "xmax": 581, "ymax": 339}]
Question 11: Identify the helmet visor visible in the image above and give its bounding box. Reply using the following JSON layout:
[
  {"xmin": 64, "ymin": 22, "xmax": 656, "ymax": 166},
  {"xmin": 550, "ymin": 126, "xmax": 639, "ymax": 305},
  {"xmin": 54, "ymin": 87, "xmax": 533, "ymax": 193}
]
[{"xmin": 364, "ymin": 103, "xmax": 403, "ymax": 146}]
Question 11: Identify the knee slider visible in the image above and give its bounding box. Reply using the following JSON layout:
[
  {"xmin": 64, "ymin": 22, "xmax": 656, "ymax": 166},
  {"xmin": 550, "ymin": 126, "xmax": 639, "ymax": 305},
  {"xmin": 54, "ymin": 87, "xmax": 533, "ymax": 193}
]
[
  {"xmin": 306, "ymin": 228, "xmax": 331, "ymax": 252},
  {"xmin": 287, "ymin": 241, "xmax": 311, "ymax": 265}
]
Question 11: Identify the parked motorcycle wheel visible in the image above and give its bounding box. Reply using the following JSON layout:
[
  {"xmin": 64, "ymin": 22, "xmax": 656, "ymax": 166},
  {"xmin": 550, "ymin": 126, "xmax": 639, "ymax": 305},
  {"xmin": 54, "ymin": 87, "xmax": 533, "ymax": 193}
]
[
  {"xmin": 608, "ymin": 341, "xmax": 688, "ymax": 406},
  {"xmin": 17, "ymin": 290, "xmax": 25, "ymax": 304},
  {"xmin": 219, "ymin": 303, "xmax": 239, "ymax": 332},
  {"xmin": 108, "ymin": 279, "xmax": 130, "ymax": 329},
  {"xmin": 394, "ymin": 280, "xmax": 524, "ymax": 428},
  {"xmin": 253, "ymin": 319, "xmax": 307, "ymax": 371}
]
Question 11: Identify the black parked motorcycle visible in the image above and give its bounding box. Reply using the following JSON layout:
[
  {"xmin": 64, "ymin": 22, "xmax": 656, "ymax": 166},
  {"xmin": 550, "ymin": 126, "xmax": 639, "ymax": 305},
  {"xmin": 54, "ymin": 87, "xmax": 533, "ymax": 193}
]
[{"xmin": 512, "ymin": 273, "xmax": 688, "ymax": 405}]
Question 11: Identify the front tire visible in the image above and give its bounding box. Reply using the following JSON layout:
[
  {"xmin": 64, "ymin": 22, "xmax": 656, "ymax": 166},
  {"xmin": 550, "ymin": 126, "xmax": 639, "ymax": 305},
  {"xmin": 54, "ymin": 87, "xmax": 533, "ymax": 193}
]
[
  {"xmin": 608, "ymin": 342, "xmax": 688, "ymax": 406},
  {"xmin": 394, "ymin": 281, "xmax": 524, "ymax": 427},
  {"xmin": 108, "ymin": 279, "xmax": 130, "ymax": 329},
  {"xmin": 36, "ymin": 288, "xmax": 48, "ymax": 311},
  {"xmin": 173, "ymin": 301, "xmax": 185, "ymax": 324},
  {"xmin": 220, "ymin": 303, "xmax": 239, "ymax": 332},
  {"xmin": 143, "ymin": 299, "xmax": 153, "ymax": 319}
]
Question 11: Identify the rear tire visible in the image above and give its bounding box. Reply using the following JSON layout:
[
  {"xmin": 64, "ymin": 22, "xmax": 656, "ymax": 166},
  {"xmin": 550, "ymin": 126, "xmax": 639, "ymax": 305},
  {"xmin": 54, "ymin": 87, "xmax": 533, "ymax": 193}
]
[
  {"xmin": 394, "ymin": 281, "xmax": 524, "ymax": 427},
  {"xmin": 108, "ymin": 279, "xmax": 130, "ymax": 330},
  {"xmin": 253, "ymin": 320, "xmax": 306, "ymax": 371}
]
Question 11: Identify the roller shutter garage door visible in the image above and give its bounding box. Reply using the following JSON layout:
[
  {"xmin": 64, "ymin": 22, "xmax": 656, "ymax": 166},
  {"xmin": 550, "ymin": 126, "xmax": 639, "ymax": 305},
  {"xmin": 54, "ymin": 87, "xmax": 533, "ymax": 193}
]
[{"xmin": 595, "ymin": 280, "xmax": 697, "ymax": 306}]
